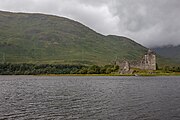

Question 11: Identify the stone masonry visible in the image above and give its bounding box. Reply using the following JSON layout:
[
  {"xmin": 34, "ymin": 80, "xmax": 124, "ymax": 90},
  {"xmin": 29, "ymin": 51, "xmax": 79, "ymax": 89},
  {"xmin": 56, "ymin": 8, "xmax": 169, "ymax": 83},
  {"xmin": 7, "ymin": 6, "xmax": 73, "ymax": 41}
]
[
  {"xmin": 140, "ymin": 49, "xmax": 156, "ymax": 70},
  {"xmin": 117, "ymin": 49, "xmax": 156, "ymax": 74}
]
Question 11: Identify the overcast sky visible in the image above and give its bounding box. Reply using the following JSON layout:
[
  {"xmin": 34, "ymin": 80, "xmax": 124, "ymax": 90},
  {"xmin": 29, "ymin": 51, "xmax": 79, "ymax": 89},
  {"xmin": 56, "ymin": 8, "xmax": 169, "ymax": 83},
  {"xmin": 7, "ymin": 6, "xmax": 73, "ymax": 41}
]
[{"xmin": 0, "ymin": 0, "xmax": 180, "ymax": 47}]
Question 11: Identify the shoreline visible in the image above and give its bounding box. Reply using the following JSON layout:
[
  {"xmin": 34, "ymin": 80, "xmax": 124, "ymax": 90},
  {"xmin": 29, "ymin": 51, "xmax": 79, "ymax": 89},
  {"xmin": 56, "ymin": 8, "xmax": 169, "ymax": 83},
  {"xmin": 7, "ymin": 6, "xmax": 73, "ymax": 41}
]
[
  {"xmin": 0, "ymin": 73, "xmax": 180, "ymax": 77},
  {"xmin": 36, "ymin": 73, "xmax": 180, "ymax": 77}
]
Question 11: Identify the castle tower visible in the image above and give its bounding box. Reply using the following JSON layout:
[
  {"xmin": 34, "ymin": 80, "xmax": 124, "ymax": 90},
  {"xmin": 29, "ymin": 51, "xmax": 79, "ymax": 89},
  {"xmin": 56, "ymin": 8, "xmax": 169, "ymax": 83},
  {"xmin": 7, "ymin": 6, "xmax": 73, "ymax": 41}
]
[{"xmin": 143, "ymin": 49, "xmax": 156, "ymax": 70}]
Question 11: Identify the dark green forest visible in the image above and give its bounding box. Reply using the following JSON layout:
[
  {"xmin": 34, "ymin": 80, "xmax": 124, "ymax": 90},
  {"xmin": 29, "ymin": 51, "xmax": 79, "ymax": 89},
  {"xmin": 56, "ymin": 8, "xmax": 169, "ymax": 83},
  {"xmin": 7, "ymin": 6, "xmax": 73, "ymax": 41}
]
[
  {"xmin": 0, "ymin": 63, "xmax": 179, "ymax": 75},
  {"xmin": 0, "ymin": 63, "xmax": 119, "ymax": 75}
]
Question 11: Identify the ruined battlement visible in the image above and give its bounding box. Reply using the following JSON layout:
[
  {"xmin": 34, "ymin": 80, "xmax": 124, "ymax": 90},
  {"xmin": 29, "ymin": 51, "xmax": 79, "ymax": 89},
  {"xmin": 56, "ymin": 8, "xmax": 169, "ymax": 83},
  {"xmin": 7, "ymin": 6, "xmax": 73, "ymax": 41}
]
[
  {"xmin": 117, "ymin": 49, "xmax": 156, "ymax": 74},
  {"xmin": 141, "ymin": 49, "xmax": 156, "ymax": 70}
]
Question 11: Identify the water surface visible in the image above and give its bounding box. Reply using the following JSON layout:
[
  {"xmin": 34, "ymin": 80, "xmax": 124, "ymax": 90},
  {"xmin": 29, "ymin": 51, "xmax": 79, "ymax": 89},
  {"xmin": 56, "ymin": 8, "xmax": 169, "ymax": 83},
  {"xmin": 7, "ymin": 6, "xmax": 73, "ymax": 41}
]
[{"xmin": 0, "ymin": 76, "xmax": 180, "ymax": 120}]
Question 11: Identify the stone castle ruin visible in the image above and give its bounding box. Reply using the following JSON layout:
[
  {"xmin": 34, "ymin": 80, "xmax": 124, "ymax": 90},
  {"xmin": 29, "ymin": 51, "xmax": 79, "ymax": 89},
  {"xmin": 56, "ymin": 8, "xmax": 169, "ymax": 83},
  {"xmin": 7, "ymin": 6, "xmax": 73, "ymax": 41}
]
[
  {"xmin": 117, "ymin": 49, "xmax": 156, "ymax": 74},
  {"xmin": 140, "ymin": 49, "xmax": 156, "ymax": 70}
]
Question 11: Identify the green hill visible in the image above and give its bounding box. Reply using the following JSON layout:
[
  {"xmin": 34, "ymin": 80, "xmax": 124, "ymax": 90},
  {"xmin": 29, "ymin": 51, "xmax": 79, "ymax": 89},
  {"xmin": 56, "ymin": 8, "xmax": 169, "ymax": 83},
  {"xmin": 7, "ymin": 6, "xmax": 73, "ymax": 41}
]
[
  {"xmin": 0, "ymin": 11, "xmax": 149, "ymax": 65},
  {"xmin": 153, "ymin": 45, "xmax": 180, "ymax": 60}
]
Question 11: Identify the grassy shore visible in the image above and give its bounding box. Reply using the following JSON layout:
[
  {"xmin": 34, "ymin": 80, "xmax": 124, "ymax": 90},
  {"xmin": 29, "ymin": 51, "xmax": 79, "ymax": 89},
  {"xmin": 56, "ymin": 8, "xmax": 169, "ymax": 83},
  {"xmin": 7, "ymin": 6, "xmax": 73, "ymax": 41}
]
[
  {"xmin": 136, "ymin": 72, "xmax": 180, "ymax": 76},
  {"xmin": 38, "ymin": 72, "xmax": 180, "ymax": 77}
]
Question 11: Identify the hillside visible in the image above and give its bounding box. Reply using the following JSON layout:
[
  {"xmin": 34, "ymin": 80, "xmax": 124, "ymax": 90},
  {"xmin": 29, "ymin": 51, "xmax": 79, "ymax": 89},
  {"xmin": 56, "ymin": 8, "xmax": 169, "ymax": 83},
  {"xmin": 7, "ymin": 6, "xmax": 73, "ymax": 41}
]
[
  {"xmin": 153, "ymin": 45, "xmax": 180, "ymax": 60},
  {"xmin": 0, "ymin": 11, "xmax": 148, "ymax": 65}
]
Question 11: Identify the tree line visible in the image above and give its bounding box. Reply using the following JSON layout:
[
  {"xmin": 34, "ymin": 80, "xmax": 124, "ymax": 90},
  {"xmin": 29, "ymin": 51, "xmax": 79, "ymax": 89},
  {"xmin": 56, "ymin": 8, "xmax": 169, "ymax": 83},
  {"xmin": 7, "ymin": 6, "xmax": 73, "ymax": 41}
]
[
  {"xmin": 0, "ymin": 63, "xmax": 119, "ymax": 75},
  {"xmin": 161, "ymin": 66, "xmax": 180, "ymax": 73},
  {"xmin": 0, "ymin": 63, "xmax": 179, "ymax": 75}
]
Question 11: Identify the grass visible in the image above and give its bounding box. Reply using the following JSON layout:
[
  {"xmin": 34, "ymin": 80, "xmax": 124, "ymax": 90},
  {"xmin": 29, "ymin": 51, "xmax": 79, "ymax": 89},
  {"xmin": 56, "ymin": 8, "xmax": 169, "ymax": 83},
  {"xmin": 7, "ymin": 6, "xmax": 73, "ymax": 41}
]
[
  {"xmin": 37, "ymin": 72, "xmax": 180, "ymax": 77},
  {"xmin": 0, "ymin": 11, "xmax": 179, "ymax": 67},
  {"xmin": 0, "ymin": 11, "xmax": 147, "ymax": 65}
]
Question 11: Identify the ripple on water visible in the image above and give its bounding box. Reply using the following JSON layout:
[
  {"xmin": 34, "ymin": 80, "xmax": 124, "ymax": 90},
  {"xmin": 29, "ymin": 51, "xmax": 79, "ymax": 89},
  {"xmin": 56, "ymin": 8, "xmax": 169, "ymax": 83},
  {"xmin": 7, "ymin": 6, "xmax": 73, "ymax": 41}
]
[{"xmin": 0, "ymin": 76, "xmax": 180, "ymax": 120}]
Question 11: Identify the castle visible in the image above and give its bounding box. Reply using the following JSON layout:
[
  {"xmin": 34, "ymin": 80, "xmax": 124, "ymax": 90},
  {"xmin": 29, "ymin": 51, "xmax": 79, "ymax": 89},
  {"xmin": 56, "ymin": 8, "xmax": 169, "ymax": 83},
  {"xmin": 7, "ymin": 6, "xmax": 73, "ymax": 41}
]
[{"xmin": 118, "ymin": 49, "xmax": 156, "ymax": 74}]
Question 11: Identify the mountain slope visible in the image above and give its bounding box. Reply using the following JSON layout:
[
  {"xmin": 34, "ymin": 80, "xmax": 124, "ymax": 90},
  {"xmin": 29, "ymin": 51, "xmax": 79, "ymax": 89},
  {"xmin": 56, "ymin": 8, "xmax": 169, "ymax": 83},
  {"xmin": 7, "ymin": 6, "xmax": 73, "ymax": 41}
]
[
  {"xmin": 0, "ymin": 11, "xmax": 148, "ymax": 65},
  {"xmin": 153, "ymin": 45, "xmax": 180, "ymax": 60}
]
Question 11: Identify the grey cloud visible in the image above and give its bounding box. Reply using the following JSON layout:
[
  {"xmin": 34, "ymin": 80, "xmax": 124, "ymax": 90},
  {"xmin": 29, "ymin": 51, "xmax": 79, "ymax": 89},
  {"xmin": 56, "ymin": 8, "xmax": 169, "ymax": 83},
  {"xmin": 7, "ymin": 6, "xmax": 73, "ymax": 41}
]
[
  {"xmin": 77, "ymin": 0, "xmax": 110, "ymax": 6},
  {"xmin": 0, "ymin": 0, "xmax": 180, "ymax": 47},
  {"xmin": 109, "ymin": 0, "xmax": 180, "ymax": 47}
]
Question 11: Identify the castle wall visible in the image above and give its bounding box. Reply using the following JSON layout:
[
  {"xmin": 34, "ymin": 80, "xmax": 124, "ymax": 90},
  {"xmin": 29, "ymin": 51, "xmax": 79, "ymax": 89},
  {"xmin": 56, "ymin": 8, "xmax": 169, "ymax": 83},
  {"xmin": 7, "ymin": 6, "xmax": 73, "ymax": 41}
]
[
  {"xmin": 142, "ymin": 53, "xmax": 156, "ymax": 70},
  {"xmin": 118, "ymin": 50, "xmax": 156, "ymax": 73}
]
